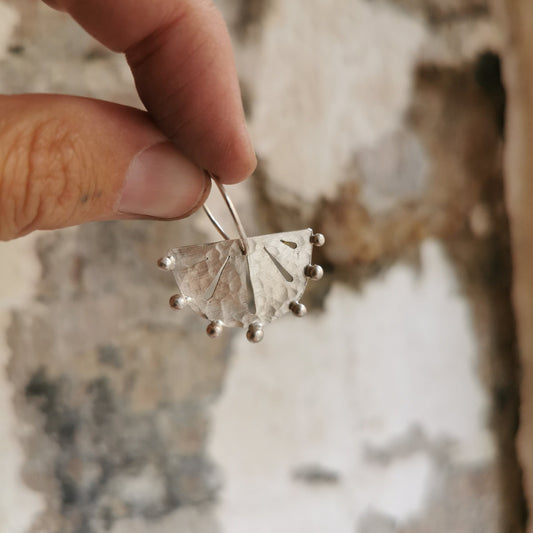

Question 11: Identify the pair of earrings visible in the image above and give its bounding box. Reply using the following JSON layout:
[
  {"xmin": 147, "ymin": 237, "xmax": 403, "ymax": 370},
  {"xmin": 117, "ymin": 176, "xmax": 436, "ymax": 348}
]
[{"xmin": 158, "ymin": 176, "xmax": 324, "ymax": 342}]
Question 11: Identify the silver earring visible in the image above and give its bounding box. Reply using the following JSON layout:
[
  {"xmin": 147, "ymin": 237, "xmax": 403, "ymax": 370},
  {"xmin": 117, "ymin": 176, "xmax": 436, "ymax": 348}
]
[{"xmin": 157, "ymin": 173, "xmax": 325, "ymax": 343}]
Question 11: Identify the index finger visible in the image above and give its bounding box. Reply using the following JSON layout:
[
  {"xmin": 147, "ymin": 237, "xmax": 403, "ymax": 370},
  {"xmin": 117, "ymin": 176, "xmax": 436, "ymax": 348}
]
[{"xmin": 45, "ymin": 0, "xmax": 256, "ymax": 183}]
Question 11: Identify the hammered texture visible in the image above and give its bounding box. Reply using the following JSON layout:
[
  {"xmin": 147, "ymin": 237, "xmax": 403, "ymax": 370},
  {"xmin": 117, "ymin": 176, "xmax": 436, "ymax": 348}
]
[
  {"xmin": 171, "ymin": 240, "xmax": 249, "ymax": 327},
  {"xmin": 168, "ymin": 229, "xmax": 314, "ymax": 328},
  {"xmin": 247, "ymin": 230, "xmax": 312, "ymax": 323}
]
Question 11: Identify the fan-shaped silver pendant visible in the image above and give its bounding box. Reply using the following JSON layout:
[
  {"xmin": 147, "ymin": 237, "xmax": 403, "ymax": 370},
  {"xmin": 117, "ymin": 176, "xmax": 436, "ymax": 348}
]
[{"xmin": 157, "ymin": 176, "xmax": 325, "ymax": 343}]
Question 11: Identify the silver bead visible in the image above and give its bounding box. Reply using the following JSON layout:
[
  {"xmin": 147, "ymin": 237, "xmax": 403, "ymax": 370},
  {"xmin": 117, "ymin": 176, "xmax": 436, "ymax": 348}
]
[
  {"xmin": 304, "ymin": 264, "xmax": 324, "ymax": 281},
  {"xmin": 206, "ymin": 320, "xmax": 223, "ymax": 338},
  {"xmin": 289, "ymin": 301, "xmax": 307, "ymax": 317},
  {"xmin": 157, "ymin": 255, "xmax": 176, "ymax": 271},
  {"xmin": 310, "ymin": 233, "xmax": 325, "ymax": 247},
  {"xmin": 246, "ymin": 323, "xmax": 264, "ymax": 343},
  {"xmin": 169, "ymin": 294, "xmax": 188, "ymax": 310}
]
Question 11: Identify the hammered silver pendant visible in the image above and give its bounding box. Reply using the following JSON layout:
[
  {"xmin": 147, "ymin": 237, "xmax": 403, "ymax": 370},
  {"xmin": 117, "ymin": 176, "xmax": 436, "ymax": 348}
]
[{"xmin": 157, "ymin": 176, "xmax": 325, "ymax": 343}]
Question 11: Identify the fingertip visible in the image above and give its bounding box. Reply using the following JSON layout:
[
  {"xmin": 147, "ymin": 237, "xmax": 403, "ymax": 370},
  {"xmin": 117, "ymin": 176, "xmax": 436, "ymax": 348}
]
[{"xmin": 208, "ymin": 126, "xmax": 257, "ymax": 184}]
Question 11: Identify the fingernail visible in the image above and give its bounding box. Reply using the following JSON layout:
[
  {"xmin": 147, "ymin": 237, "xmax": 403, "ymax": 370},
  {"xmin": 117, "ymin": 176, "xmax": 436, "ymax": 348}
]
[{"xmin": 118, "ymin": 142, "xmax": 208, "ymax": 218}]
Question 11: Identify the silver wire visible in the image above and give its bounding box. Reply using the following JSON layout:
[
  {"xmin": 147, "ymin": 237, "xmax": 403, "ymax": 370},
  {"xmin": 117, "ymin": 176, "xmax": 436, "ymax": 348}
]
[
  {"xmin": 202, "ymin": 172, "xmax": 248, "ymax": 254},
  {"xmin": 203, "ymin": 204, "xmax": 230, "ymax": 241}
]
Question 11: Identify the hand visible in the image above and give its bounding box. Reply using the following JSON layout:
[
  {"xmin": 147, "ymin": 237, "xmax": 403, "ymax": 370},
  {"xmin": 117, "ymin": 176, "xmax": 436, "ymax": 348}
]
[{"xmin": 0, "ymin": 0, "xmax": 256, "ymax": 241}]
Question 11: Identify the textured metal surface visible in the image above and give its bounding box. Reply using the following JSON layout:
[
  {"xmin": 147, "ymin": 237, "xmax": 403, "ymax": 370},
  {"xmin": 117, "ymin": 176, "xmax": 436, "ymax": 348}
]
[{"xmin": 168, "ymin": 229, "xmax": 314, "ymax": 328}]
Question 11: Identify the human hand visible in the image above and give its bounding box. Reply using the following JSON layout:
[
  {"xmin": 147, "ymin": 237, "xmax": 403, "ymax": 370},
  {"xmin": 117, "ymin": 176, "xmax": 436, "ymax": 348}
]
[{"xmin": 0, "ymin": 0, "xmax": 256, "ymax": 241}]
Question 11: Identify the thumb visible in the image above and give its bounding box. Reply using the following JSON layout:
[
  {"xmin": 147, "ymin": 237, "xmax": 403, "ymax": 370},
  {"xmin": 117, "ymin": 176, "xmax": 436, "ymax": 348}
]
[{"xmin": 0, "ymin": 94, "xmax": 211, "ymax": 241}]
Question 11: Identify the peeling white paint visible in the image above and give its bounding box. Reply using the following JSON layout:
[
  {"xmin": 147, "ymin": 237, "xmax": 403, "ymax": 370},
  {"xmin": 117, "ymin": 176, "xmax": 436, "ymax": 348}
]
[
  {"xmin": 238, "ymin": 0, "xmax": 427, "ymax": 201},
  {"xmin": 419, "ymin": 18, "xmax": 503, "ymax": 66},
  {"xmin": 109, "ymin": 463, "xmax": 166, "ymax": 511},
  {"xmin": 0, "ymin": 235, "xmax": 45, "ymax": 533},
  {"xmin": 110, "ymin": 506, "xmax": 219, "ymax": 533},
  {"xmin": 357, "ymin": 129, "xmax": 429, "ymax": 214},
  {"xmin": 210, "ymin": 240, "xmax": 494, "ymax": 533},
  {"xmin": 0, "ymin": 2, "xmax": 18, "ymax": 60}
]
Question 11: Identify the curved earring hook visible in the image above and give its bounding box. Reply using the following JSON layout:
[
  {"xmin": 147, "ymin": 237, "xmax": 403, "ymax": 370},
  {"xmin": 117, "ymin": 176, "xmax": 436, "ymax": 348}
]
[{"xmin": 202, "ymin": 171, "xmax": 248, "ymax": 254}]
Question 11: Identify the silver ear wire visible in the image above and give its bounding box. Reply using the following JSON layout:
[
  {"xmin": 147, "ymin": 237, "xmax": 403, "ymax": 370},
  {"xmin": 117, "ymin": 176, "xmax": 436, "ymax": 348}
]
[{"xmin": 202, "ymin": 172, "xmax": 248, "ymax": 254}]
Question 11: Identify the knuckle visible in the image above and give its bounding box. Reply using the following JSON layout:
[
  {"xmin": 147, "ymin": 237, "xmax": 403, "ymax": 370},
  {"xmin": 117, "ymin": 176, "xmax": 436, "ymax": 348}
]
[
  {"xmin": 0, "ymin": 116, "xmax": 87, "ymax": 240},
  {"xmin": 41, "ymin": 0, "xmax": 70, "ymax": 11},
  {"xmin": 41, "ymin": 0, "xmax": 60, "ymax": 8}
]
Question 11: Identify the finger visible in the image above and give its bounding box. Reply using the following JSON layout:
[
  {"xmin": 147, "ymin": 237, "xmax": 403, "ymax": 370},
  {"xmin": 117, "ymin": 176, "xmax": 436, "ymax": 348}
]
[
  {"xmin": 0, "ymin": 94, "xmax": 211, "ymax": 241},
  {"xmin": 44, "ymin": 0, "xmax": 256, "ymax": 184}
]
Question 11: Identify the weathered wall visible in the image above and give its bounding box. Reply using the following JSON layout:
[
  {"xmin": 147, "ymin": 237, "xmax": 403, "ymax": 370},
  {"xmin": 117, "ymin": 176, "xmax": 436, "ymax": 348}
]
[
  {"xmin": 0, "ymin": 1, "xmax": 526, "ymax": 532},
  {"xmin": 497, "ymin": 1, "xmax": 533, "ymax": 531}
]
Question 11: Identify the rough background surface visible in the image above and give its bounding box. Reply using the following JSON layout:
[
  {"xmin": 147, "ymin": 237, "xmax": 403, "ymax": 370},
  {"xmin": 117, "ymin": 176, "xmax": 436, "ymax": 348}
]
[
  {"xmin": 497, "ymin": 1, "xmax": 533, "ymax": 531},
  {"xmin": 0, "ymin": 0, "xmax": 529, "ymax": 532}
]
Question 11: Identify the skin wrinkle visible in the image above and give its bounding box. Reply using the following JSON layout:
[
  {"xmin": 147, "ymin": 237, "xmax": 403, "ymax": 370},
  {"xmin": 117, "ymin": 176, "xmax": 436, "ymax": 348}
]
[
  {"xmin": 17, "ymin": 118, "xmax": 82, "ymax": 235},
  {"xmin": 182, "ymin": 95, "xmax": 247, "ymax": 173},
  {"xmin": 129, "ymin": 15, "xmax": 220, "ymax": 110},
  {"xmin": 57, "ymin": 0, "xmax": 211, "ymax": 53},
  {"xmin": 5, "ymin": 123, "xmax": 47, "ymax": 238},
  {"xmin": 116, "ymin": 1, "xmax": 199, "ymax": 53},
  {"xmin": 151, "ymin": 57, "xmax": 218, "ymax": 142},
  {"xmin": 126, "ymin": 11, "xmax": 190, "ymax": 72},
  {"xmin": 0, "ymin": 107, "xmax": 103, "ymax": 239},
  {"xmin": 0, "ymin": 124, "xmax": 21, "ymax": 239},
  {"xmin": 131, "ymin": 37, "xmax": 216, "ymax": 135},
  {"xmin": 29, "ymin": 121, "xmax": 79, "ymax": 227}
]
